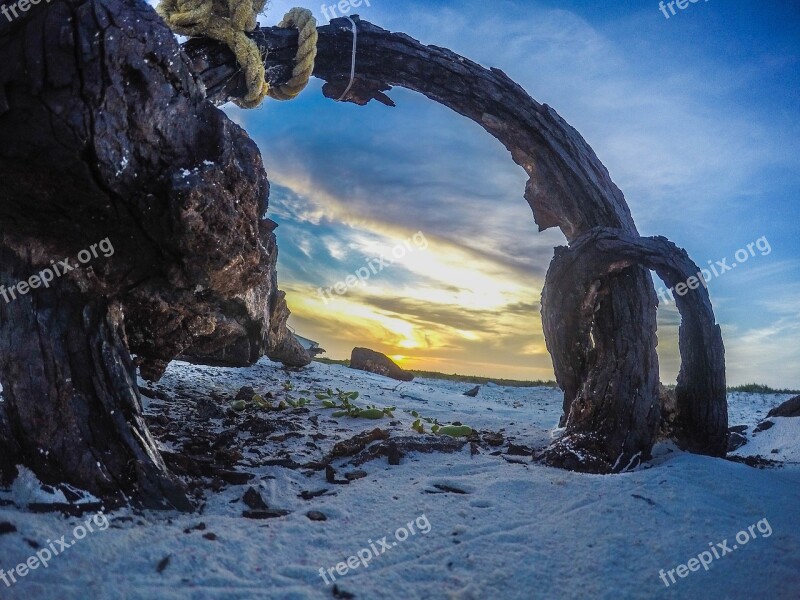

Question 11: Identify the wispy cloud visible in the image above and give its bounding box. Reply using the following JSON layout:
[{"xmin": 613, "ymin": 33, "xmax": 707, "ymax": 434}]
[{"xmin": 218, "ymin": 0, "xmax": 799, "ymax": 386}]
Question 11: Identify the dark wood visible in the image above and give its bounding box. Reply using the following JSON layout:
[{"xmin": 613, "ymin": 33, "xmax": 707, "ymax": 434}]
[
  {"xmin": 187, "ymin": 17, "xmax": 641, "ymax": 240},
  {"xmin": 185, "ymin": 15, "xmax": 728, "ymax": 471},
  {"xmin": 0, "ymin": 0, "xmax": 305, "ymax": 508},
  {"xmin": 0, "ymin": 236, "xmax": 191, "ymax": 509},
  {"xmin": 541, "ymin": 228, "xmax": 727, "ymax": 470}
]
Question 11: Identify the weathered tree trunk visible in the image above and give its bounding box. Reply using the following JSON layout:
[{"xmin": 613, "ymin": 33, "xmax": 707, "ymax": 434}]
[
  {"xmin": 187, "ymin": 15, "xmax": 727, "ymax": 470},
  {"xmin": 541, "ymin": 228, "xmax": 727, "ymax": 469},
  {"xmin": 0, "ymin": 0, "xmax": 304, "ymax": 507},
  {"xmin": 0, "ymin": 236, "xmax": 191, "ymax": 509}
]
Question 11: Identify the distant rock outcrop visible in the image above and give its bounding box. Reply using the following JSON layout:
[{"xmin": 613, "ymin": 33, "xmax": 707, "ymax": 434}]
[
  {"xmin": 767, "ymin": 395, "xmax": 800, "ymax": 418},
  {"xmin": 350, "ymin": 348, "xmax": 414, "ymax": 382}
]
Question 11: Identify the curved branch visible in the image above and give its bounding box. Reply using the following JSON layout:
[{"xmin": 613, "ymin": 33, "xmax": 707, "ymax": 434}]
[
  {"xmin": 183, "ymin": 15, "xmax": 726, "ymax": 473},
  {"xmin": 184, "ymin": 16, "xmax": 638, "ymax": 241},
  {"xmin": 542, "ymin": 228, "xmax": 727, "ymax": 459}
]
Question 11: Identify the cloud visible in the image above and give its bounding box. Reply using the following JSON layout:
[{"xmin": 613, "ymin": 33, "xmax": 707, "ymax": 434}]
[{"xmin": 218, "ymin": 0, "xmax": 799, "ymax": 386}]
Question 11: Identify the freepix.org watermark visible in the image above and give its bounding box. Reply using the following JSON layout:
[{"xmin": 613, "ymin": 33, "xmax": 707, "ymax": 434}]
[
  {"xmin": 658, "ymin": 517, "xmax": 772, "ymax": 588},
  {"xmin": 1, "ymin": 0, "xmax": 53, "ymax": 24},
  {"xmin": 318, "ymin": 514, "xmax": 431, "ymax": 585},
  {"xmin": 320, "ymin": 0, "xmax": 371, "ymax": 22},
  {"xmin": 318, "ymin": 231, "xmax": 428, "ymax": 304},
  {"xmin": 0, "ymin": 238, "xmax": 115, "ymax": 304},
  {"xmin": 0, "ymin": 511, "xmax": 110, "ymax": 588},
  {"xmin": 658, "ymin": 0, "xmax": 710, "ymax": 20},
  {"xmin": 656, "ymin": 235, "xmax": 771, "ymax": 306}
]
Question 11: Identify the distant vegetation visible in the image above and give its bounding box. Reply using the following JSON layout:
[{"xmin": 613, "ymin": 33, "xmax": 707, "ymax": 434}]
[
  {"xmin": 315, "ymin": 358, "xmax": 350, "ymax": 367},
  {"xmin": 314, "ymin": 358, "xmax": 558, "ymax": 388},
  {"xmin": 727, "ymin": 383, "xmax": 800, "ymax": 394},
  {"xmin": 315, "ymin": 359, "xmax": 798, "ymax": 394}
]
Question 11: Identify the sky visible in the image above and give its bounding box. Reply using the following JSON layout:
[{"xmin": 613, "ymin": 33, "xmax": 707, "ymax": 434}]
[{"xmin": 219, "ymin": 0, "xmax": 800, "ymax": 387}]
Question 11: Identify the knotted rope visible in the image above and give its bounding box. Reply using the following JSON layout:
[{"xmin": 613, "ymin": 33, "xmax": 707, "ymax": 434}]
[{"xmin": 156, "ymin": 0, "xmax": 318, "ymax": 108}]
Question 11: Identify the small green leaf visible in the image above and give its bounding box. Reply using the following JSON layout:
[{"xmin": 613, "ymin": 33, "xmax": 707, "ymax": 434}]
[
  {"xmin": 438, "ymin": 425, "xmax": 473, "ymax": 437},
  {"xmin": 231, "ymin": 400, "xmax": 247, "ymax": 412},
  {"xmin": 359, "ymin": 408, "xmax": 385, "ymax": 420}
]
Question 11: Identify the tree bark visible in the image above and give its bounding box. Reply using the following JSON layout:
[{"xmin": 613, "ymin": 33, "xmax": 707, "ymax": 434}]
[
  {"xmin": 0, "ymin": 0, "xmax": 304, "ymax": 507},
  {"xmin": 0, "ymin": 236, "xmax": 191, "ymax": 509},
  {"xmin": 541, "ymin": 228, "xmax": 727, "ymax": 469}
]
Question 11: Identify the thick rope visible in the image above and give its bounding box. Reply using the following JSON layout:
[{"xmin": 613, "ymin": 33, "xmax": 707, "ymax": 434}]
[
  {"xmin": 156, "ymin": 0, "xmax": 317, "ymax": 108},
  {"xmin": 270, "ymin": 8, "xmax": 318, "ymax": 100}
]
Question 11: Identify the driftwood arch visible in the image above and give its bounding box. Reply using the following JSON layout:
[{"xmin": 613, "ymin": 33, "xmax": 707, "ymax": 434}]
[
  {"xmin": 0, "ymin": 3, "xmax": 726, "ymax": 510},
  {"xmin": 188, "ymin": 16, "xmax": 728, "ymax": 471}
]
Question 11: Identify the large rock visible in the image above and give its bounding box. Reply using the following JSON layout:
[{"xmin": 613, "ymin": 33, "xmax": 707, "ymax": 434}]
[
  {"xmin": 767, "ymin": 395, "xmax": 800, "ymax": 418},
  {"xmin": 350, "ymin": 348, "xmax": 414, "ymax": 382}
]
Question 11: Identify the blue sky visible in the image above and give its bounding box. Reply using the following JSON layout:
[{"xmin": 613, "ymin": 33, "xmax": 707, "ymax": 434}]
[{"xmin": 223, "ymin": 0, "xmax": 800, "ymax": 387}]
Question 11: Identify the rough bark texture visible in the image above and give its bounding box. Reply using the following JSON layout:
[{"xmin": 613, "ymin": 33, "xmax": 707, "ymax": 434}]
[
  {"xmin": 0, "ymin": 0, "xmax": 305, "ymax": 506},
  {"xmin": 0, "ymin": 237, "xmax": 191, "ymax": 509},
  {"xmin": 186, "ymin": 15, "xmax": 728, "ymax": 471},
  {"xmin": 541, "ymin": 228, "xmax": 727, "ymax": 468}
]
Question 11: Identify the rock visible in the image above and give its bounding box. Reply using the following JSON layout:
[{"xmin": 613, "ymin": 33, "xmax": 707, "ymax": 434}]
[
  {"xmin": 242, "ymin": 487, "xmax": 268, "ymax": 511},
  {"xmin": 386, "ymin": 441, "xmax": 403, "ymax": 465},
  {"xmin": 307, "ymin": 511, "xmax": 327, "ymax": 521},
  {"xmin": 156, "ymin": 556, "xmax": 171, "ymax": 574},
  {"xmin": 767, "ymin": 395, "xmax": 800, "ymax": 418},
  {"xmin": 727, "ymin": 432, "xmax": 748, "ymax": 452},
  {"xmin": 482, "ymin": 432, "xmax": 504, "ymax": 447},
  {"xmin": 754, "ymin": 420, "xmax": 775, "ymax": 433},
  {"xmin": 507, "ymin": 443, "xmax": 534, "ymax": 456},
  {"xmin": 235, "ymin": 386, "xmax": 256, "ymax": 402},
  {"xmin": 242, "ymin": 509, "xmax": 290, "ymax": 519},
  {"xmin": 327, "ymin": 428, "xmax": 391, "ymax": 462},
  {"xmin": 344, "ymin": 470, "xmax": 368, "ymax": 481},
  {"xmin": 728, "ymin": 425, "xmax": 749, "ymax": 433},
  {"xmin": 212, "ymin": 469, "xmax": 254, "ymax": 485},
  {"xmin": 325, "ymin": 465, "xmax": 350, "ymax": 485},
  {"xmin": 350, "ymin": 347, "xmax": 414, "ymax": 381},
  {"xmin": 298, "ymin": 489, "xmax": 330, "ymax": 501},
  {"xmin": 325, "ymin": 465, "xmax": 336, "ymax": 484},
  {"xmin": 332, "ymin": 584, "xmax": 355, "ymax": 599},
  {"xmin": 463, "ymin": 385, "xmax": 480, "ymax": 397},
  {"xmin": 196, "ymin": 397, "xmax": 225, "ymax": 420}
]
